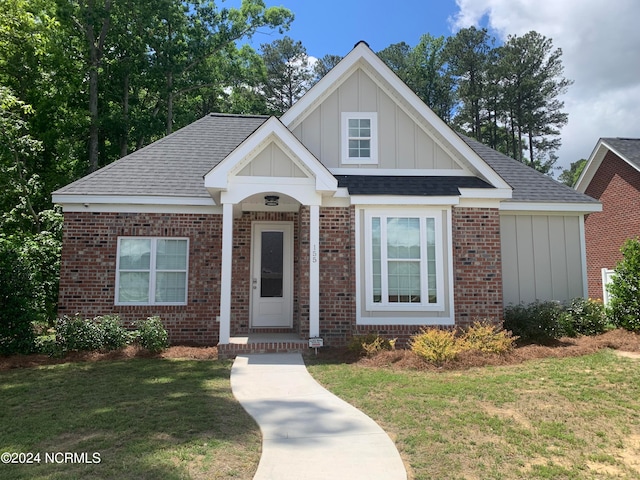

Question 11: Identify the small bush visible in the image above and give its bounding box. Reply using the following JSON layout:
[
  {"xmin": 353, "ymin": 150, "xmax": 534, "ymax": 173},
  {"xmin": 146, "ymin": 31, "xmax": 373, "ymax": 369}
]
[
  {"xmin": 504, "ymin": 301, "xmax": 568, "ymax": 343},
  {"xmin": 135, "ymin": 316, "xmax": 169, "ymax": 353},
  {"xmin": 564, "ymin": 298, "xmax": 611, "ymax": 336},
  {"xmin": 95, "ymin": 315, "xmax": 132, "ymax": 351},
  {"xmin": 608, "ymin": 238, "xmax": 640, "ymax": 332},
  {"xmin": 409, "ymin": 328, "xmax": 459, "ymax": 364},
  {"xmin": 348, "ymin": 333, "xmax": 395, "ymax": 357},
  {"xmin": 460, "ymin": 321, "xmax": 516, "ymax": 354},
  {"xmin": 34, "ymin": 334, "xmax": 60, "ymax": 356},
  {"xmin": 55, "ymin": 315, "xmax": 104, "ymax": 353}
]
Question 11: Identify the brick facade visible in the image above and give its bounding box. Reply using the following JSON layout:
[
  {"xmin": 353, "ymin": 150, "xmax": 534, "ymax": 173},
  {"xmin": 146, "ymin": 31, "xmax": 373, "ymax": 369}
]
[
  {"xmin": 584, "ymin": 151, "xmax": 640, "ymax": 299},
  {"xmin": 452, "ymin": 207, "xmax": 504, "ymax": 327},
  {"xmin": 58, "ymin": 205, "xmax": 505, "ymax": 346}
]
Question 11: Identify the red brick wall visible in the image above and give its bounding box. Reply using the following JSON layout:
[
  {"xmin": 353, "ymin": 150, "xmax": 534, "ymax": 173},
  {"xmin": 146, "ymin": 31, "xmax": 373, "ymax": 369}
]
[
  {"xmin": 58, "ymin": 212, "xmax": 223, "ymax": 345},
  {"xmin": 452, "ymin": 207, "xmax": 503, "ymax": 327},
  {"xmin": 584, "ymin": 151, "xmax": 640, "ymax": 299}
]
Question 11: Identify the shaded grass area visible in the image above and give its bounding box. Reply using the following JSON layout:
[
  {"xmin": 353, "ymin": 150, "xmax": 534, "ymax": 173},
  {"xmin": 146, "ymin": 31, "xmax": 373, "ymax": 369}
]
[
  {"xmin": 307, "ymin": 350, "xmax": 640, "ymax": 480},
  {"xmin": 0, "ymin": 359, "xmax": 260, "ymax": 479}
]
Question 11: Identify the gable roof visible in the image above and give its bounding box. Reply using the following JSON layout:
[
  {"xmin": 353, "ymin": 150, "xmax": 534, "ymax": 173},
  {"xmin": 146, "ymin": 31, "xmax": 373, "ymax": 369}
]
[
  {"xmin": 53, "ymin": 113, "xmax": 268, "ymax": 199},
  {"xmin": 460, "ymin": 135, "xmax": 600, "ymax": 207},
  {"xmin": 281, "ymin": 41, "xmax": 513, "ymax": 192},
  {"xmin": 575, "ymin": 138, "xmax": 640, "ymax": 193},
  {"xmin": 336, "ymin": 175, "xmax": 492, "ymax": 196}
]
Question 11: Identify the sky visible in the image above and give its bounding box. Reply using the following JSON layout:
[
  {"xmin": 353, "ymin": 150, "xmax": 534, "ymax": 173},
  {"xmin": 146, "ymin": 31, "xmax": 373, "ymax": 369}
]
[{"xmin": 233, "ymin": 0, "xmax": 640, "ymax": 174}]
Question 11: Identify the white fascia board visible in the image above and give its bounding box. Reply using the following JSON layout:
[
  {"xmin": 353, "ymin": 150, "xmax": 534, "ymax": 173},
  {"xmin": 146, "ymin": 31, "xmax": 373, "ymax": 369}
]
[
  {"xmin": 499, "ymin": 201, "xmax": 602, "ymax": 213},
  {"xmin": 459, "ymin": 188, "xmax": 512, "ymax": 199},
  {"xmin": 53, "ymin": 194, "xmax": 215, "ymax": 206},
  {"xmin": 204, "ymin": 117, "xmax": 337, "ymax": 193},
  {"xmin": 574, "ymin": 140, "xmax": 607, "ymax": 192},
  {"xmin": 329, "ymin": 168, "xmax": 472, "ymax": 176},
  {"xmin": 351, "ymin": 195, "xmax": 460, "ymax": 206},
  {"xmin": 281, "ymin": 42, "xmax": 510, "ymax": 191},
  {"xmin": 457, "ymin": 198, "xmax": 502, "ymax": 209}
]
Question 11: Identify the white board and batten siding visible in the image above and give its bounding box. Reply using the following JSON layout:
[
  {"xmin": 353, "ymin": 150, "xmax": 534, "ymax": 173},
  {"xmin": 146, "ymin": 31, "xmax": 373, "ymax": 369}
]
[{"xmin": 501, "ymin": 214, "xmax": 586, "ymax": 305}]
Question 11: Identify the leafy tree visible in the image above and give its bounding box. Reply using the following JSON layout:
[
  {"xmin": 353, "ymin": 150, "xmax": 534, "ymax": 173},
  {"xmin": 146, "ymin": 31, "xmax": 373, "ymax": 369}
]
[
  {"xmin": 608, "ymin": 238, "xmax": 640, "ymax": 332},
  {"xmin": 495, "ymin": 31, "xmax": 572, "ymax": 172},
  {"xmin": 261, "ymin": 36, "xmax": 313, "ymax": 115},
  {"xmin": 312, "ymin": 54, "xmax": 343, "ymax": 84},
  {"xmin": 445, "ymin": 27, "xmax": 492, "ymax": 140},
  {"xmin": 558, "ymin": 159, "xmax": 587, "ymax": 187}
]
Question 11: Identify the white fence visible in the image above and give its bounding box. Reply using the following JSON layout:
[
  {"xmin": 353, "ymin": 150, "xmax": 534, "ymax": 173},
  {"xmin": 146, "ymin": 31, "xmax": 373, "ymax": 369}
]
[{"xmin": 601, "ymin": 268, "xmax": 615, "ymax": 306}]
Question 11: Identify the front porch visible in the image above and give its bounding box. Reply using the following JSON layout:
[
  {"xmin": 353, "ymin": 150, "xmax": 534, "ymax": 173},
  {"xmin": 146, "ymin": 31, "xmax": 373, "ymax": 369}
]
[{"xmin": 218, "ymin": 332, "xmax": 311, "ymax": 359}]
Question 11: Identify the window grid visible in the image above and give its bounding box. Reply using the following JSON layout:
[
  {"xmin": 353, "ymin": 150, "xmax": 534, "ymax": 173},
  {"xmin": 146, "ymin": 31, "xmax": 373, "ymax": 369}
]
[
  {"xmin": 342, "ymin": 112, "xmax": 377, "ymax": 164},
  {"xmin": 116, "ymin": 238, "xmax": 188, "ymax": 305},
  {"xmin": 367, "ymin": 214, "xmax": 440, "ymax": 308}
]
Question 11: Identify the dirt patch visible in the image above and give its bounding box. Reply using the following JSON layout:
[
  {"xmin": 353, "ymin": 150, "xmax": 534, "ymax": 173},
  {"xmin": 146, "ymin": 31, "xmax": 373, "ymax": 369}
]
[{"xmin": 0, "ymin": 344, "xmax": 218, "ymax": 371}]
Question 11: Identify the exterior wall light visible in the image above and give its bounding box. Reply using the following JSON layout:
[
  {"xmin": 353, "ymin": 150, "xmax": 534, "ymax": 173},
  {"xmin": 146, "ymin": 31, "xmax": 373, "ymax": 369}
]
[{"xmin": 264, "ymin": 195, "xmax": 279, "ymax": 206}]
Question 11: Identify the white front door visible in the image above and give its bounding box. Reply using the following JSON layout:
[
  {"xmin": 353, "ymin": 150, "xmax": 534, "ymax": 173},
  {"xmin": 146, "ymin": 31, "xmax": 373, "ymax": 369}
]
[{"xmin": 251, "ymin": 222, "xmax": 293, "ymax": 328}]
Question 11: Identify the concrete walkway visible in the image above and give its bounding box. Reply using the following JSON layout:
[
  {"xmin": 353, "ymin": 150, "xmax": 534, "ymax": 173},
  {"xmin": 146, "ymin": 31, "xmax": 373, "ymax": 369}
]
[{"xmin": 230, "ymin": 353, "xmax": 407, "ymax": 480}]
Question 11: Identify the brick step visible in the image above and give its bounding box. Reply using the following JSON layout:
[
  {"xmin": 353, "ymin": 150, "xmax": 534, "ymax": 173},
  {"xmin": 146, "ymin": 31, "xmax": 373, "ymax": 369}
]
[{"xmin": 218, "ymin": 340, "xmax": 309, "ymax": 359}]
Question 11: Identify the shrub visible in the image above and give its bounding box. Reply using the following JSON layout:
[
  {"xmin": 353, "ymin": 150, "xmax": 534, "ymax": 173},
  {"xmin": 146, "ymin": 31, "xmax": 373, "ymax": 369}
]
[
  {"xmin": 348, "ymin": 333, "xmax": 395, "ymax": 357},
  {"xmin": 460, "ymin": 321, "xmax": 516, "ymax": 354},
  {"xmin": 135, "ymin": 316, "xmax": 169, "ymax": 353},
  {"xmin": 564, "ymin": 298, "xmax": 611, "ymax": 336},
  {"xmin": 95, "ymin": 315, "xmax": 132, "ymax": 351},
  {"xmin": 0, "ymin": 244, "xmax": 36, "ymax": 355},
  {"xmin": 409, "ymin": 328, "xmax": 459, "ymax": 363},
  {"xmin": 55, "ymin": 315, "xmax": 105, "ymax": 352},
  {"xmin": 608, "ymin": 238, "xmax": 640, "ymax": 332},
  {"xmin": 504, "ymin": 301, "xmax": 568, "ymax": 343}
]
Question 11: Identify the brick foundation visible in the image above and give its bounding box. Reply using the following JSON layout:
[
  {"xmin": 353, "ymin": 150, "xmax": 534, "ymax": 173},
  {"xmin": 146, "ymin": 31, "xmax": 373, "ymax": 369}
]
[{"xmin": 584, "ymin": 151, "xmax": 640, "ymax": 299}]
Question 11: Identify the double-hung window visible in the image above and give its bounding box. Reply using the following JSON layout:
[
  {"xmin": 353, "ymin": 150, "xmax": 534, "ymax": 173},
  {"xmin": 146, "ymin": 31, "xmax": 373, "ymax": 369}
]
[
  {"xmin": 365, "ymin": 211, "xmax": 443, "ymax": 311},
  {"xmin": 116, "ymin": 237, "xmax": 189, "ymax": 305},
  {"xmin": 342, "ymin": 112, "xmax": 377, "ymax": 164}
]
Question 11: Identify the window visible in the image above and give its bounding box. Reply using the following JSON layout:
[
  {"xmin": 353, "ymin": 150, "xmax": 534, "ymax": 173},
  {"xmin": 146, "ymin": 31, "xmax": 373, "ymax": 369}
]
[
  {"xmin": 365, "ymin": 211, "xmax": 442, "ymax": 311},
  {"xmin": 342, "ymin": 112, "xmax": 377, "ymax": 164},
  {"xmin": 116, "ymin": 238, "xmax": 188, "ymax": 305}
]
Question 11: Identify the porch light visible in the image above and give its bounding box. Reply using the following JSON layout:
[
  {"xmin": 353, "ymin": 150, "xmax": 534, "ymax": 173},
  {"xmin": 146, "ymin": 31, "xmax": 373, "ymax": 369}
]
[{"xmin": 264, "ymin": 195, "xmax": 279, "ymax": 206}]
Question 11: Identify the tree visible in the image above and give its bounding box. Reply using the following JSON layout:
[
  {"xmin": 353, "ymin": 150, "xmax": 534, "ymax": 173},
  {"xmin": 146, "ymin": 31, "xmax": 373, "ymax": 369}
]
[
  {"xmin": 312, "ymin": 54, "xmax": 342, "ymax": 84},
  {"xmin": 445, "ymin": 27, "xmax": 492, "ymax": 140},
  {"xmin": 558, "ymin": 159, "xmax": 587, "ymax": 187},
  {"xmin": 608, "ymin": 238, "xmax": 640, "ymax": 332},
  {"xmin": 378, "ymin": 36, "xmax": 454, "ymax": 122},
  {"xmin": 261, "ymin": 36, "xmax": 313, "ymax": 115},
  {"xmin": 496, "ymin": 32, "xmax": 572, "ymax": 172}
]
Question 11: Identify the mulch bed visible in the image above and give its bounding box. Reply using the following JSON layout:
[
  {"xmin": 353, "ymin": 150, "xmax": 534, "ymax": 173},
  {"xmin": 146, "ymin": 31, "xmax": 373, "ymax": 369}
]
[{"xmin": 1, "ymin": 329, "xmax": 638, "ymax": 372}]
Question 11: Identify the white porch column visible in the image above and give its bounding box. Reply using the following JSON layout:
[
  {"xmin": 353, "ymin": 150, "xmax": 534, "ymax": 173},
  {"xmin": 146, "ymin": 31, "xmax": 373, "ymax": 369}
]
[
  {"xmin": 309, "ymin": 204, "xmax": 320, "ymax": 338},
  {"xmin": 219, "ymin": 202, "xmax": 233, "ymax": 344}
]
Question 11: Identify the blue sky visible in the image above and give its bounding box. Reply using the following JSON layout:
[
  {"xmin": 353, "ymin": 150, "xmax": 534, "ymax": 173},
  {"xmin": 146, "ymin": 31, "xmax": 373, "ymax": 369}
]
[
  {"xmin": 244, "ymin": 0, "xmax": 464, "ymax": 58},
  {"xmin": 229, "ymin": 0, "xmax": 640, "ymax": 173}
]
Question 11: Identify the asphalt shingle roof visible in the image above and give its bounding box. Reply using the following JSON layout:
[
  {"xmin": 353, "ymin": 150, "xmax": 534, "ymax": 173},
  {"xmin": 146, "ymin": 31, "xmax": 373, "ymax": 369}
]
[
  {"xmin": 54, "ymin": 113, "xmax": 268, "ymax": 198},
  {"xmin": 601, "ymin": 138, "xmax": 640, "ymax": 170},
  {"xmin": 54, "ymin": 113, "xmax": 599, "ymax": 206},
  {"xmin": 459, "ymin": 135, "xmax": 599, "ymax": 204},
  {"xmin": 336, "ymin": 175, "xmax": 493, "ymax": 196}
]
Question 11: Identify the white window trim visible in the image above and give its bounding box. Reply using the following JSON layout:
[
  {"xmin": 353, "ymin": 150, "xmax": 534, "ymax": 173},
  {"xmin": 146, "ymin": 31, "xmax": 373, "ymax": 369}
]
[
  {"xmin": 341, "ymin": 112, "xmax": 378, "ymax": 165},
  {"xmin": 115, "ymin": 237, "xmax": 189, "ymax": 306},
  {"xmin": 363, "ymin": 209, "xmax": 445, "ymax": 312}
]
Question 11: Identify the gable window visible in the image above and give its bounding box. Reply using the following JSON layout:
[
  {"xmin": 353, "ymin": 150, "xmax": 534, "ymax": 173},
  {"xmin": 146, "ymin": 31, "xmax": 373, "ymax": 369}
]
[
  {"xmin": 342, "ymin": 112, "xmax": 378, "ymax": 164},
  {"xmin": 116, "ymin": 237, "xmax": 189, "ymax": 305},
  {"xmin": 365, "ymin": 211, "xmax": 443, "ymax": 311}
]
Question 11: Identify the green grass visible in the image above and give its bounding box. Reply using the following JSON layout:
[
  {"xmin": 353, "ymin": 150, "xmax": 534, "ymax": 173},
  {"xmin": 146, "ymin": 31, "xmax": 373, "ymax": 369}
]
[
  {"xmin": 307, "ymin": 350, "xmax": 640, "ymax": 480},
  {"xmin": 0, "ymin": 359, "xmax": 260, "ymax": 480}
]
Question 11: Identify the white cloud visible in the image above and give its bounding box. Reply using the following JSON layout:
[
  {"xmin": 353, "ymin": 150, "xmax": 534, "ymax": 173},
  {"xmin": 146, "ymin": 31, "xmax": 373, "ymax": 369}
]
[{"xmin": 451, "ymin": 0, "xmax": 640, "ymax": 170}]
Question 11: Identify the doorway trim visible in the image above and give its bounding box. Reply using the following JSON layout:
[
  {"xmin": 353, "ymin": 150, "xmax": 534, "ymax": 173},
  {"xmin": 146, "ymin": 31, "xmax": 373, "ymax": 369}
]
[{"xmin": 250, "ymin": 221, "xmax": 294, "ymax": 328}]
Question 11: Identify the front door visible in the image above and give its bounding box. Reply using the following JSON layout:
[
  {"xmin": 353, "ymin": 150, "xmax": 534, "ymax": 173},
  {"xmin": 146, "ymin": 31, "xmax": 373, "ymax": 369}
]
[{"xmin": 251, "ymin": 222, "xmax": 293, "ymax": 328}]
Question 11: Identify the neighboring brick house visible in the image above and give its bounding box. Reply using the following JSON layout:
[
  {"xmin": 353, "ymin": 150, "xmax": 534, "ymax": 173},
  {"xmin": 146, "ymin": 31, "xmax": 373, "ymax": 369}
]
[
  {"xmin": 575, "ymin": 138, "xmax": 640, "ymax": 301},
  {"xmin": 52, "ymin": 42, "xmax": 600, "ymax": 353}
]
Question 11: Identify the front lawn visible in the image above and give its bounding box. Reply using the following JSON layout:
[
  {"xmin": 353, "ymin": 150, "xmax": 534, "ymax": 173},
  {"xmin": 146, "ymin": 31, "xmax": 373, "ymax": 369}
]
[
  {"xmin": 308, "ymin": 349, "xmax": 640, "ymax": 479},
  {"xmin": 0, "ymin": 359, "xmax": 260, "ymax": 480}
]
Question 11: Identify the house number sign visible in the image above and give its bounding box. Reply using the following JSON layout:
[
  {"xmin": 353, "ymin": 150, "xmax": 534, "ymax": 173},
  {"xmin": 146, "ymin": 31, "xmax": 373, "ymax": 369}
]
[{"xmin": 312, "ymin": 244, "xmax": 318, "ymax": 263}]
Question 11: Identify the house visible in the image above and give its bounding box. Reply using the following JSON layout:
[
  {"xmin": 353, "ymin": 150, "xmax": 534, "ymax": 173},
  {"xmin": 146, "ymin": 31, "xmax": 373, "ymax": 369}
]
[
  {"xmin": 575, "ymin": 138, "xmax": 640, "ymax": 301},
  {"xmin": 52, "ymin": 42, "xmax": 600, "ymax": 355}
]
